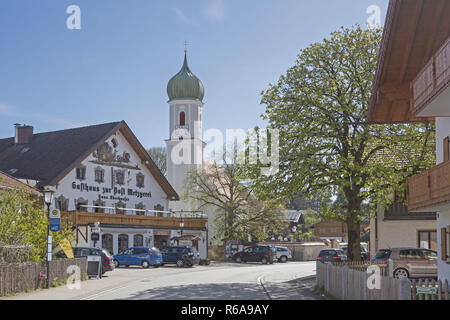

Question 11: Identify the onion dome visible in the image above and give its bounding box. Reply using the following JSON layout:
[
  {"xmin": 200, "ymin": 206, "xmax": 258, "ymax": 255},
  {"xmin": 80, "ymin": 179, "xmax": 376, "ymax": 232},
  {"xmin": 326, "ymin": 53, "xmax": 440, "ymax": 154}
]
[{"xmin": 167, "ymin": 53, "xmax": 204, "ymax": 102}]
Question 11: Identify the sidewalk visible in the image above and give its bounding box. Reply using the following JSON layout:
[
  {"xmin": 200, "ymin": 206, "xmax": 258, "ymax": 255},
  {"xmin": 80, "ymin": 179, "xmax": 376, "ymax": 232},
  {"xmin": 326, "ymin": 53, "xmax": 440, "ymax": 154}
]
[{"xmin": 261, "ymin": 276, "xmax": 323, "ymax": 300}]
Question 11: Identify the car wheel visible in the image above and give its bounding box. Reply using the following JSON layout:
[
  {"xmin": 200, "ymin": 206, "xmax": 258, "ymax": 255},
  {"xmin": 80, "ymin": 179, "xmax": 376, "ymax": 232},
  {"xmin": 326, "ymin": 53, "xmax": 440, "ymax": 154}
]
[
  {"xmin": 280, "ymin": 256, "xmax": 288, "ymax": 263},
  {"xmin": 261, "ymin": 257, "xmax": 268, "ymax": 264},
  {"xmin": 176, "ymin": 259, "xmax": 184, "ymax": 268},
  {"xmin": 114, "ymin": 259, "xmax": 120, "ymax": 268},
  {"xmin": 142, "ymin": 261, "xmax": 150, "ymax": 269},
  {"xmin": 393, "ymin": 268, "xmax": 409, "ymax": 279},
  {"xmin": 235, "ymin": 256, "xmax": 242, "ymax": 263}
]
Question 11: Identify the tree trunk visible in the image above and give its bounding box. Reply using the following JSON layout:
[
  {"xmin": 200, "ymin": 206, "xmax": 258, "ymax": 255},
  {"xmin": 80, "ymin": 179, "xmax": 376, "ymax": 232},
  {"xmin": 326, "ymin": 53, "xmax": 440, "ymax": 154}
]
[{"xmin": 346, "ymin": 193, "xmax": 362, "ymax": 262}]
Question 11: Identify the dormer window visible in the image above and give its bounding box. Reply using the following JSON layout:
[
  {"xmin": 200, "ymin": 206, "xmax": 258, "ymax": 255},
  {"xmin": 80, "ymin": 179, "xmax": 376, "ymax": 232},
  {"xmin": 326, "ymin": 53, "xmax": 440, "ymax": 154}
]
[{"xmin": 76, "ymin": 165, "xmax": 86, "ymax": 180}]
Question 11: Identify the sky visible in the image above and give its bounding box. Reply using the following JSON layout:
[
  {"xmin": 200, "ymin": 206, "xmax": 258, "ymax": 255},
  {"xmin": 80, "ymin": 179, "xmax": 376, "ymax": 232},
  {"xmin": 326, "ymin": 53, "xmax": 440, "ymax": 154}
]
[{"xmin": 0, "ymin": 0, "xmax": 387, "ymax": 149}]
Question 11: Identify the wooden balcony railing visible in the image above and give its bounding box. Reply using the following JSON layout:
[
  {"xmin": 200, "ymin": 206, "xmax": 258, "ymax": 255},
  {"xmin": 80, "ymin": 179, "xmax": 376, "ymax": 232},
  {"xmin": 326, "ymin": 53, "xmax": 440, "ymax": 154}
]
[
  {"xmin": 412, "ymin": 36, "xmax": 450, "ymax": 116},
  {"xmin": 61, "ymin": 211, "xmax": 207, "ymax": 229},
  {"xmin": 407, "ymin": 160, "xmax": 450, "ymax": 212}
]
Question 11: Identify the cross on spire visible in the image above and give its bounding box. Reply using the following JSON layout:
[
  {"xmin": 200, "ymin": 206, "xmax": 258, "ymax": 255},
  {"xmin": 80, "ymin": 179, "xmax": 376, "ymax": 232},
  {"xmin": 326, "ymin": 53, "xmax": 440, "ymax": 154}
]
[{"xmin": 184, "ymin": 40, "xmax": 189, "ymax": 54}]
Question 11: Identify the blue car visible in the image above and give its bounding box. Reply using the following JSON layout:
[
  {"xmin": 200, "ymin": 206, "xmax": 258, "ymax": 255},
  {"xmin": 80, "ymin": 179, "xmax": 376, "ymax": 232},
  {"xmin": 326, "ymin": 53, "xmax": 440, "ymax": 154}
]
[{"xmin": 113, "ymin": 247, "xmax": 162, "ymax": 268}]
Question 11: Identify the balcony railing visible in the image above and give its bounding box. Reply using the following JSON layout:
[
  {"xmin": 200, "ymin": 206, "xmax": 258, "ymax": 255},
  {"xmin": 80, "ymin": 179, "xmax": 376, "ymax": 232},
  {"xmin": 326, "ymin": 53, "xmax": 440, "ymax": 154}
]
[
  {"xmin": 412, "ymin": 36, "xmax": 450, "ymax": 116},
  {"xmin": 61, "ymin": 206, "xmax": 207, "ymax": 229},
  {"xmin": 407, "ymin": 160, "xmax": 450, "ymax": 212}
]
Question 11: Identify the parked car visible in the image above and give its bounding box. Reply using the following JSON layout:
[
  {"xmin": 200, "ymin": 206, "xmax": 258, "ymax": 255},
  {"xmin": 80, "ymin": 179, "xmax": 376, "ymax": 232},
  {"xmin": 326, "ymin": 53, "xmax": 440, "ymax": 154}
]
[
  {"xmin": 113, "ymin": 247, "xmax": 163, "ymax": 269},
  {"xmin": 232, "ymin": 245, "xmax": 275, "ymax": 264},
  {"xmin": 274, "ymin": 246, "xmax": 292, "ymax": 263},
  {"xmin": 372, "ymin": 248, "xmax": 437, "ymax": 279},
  {"xmin": 340, "ymin": 245, "xmax": 369, "ymax": 261},
  {"xmin": 371, "ymin": 249, "xmax": 392, "ymax": 263},
  {"xmin": 54, "ymin": 246, "xmax": 115, "ymax": 275},
  {"xmin": 316, "ymin": 249, "xmax": 347, "ymax": 263},
  {"xmin": 161, "ymin": 246, "xmax": 200, "ymax": 267}
]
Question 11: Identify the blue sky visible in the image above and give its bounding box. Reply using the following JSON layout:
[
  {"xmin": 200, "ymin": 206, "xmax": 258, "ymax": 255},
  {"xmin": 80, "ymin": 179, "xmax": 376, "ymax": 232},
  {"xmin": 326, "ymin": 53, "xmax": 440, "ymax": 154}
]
[{"xmin": 0, "ymin": 0, "xmax": 387, "ymax": 149}]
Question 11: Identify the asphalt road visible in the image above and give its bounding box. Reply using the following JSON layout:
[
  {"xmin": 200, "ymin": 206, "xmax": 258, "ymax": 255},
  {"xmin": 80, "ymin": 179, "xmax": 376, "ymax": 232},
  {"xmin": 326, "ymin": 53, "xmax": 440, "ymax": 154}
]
[{"xmin": 3, "ymin": 261, "xmax": 317, "ymax": 300}]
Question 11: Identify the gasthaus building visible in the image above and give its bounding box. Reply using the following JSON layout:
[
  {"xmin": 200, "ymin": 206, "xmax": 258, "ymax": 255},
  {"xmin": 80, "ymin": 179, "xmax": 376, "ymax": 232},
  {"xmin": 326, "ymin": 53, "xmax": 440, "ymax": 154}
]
[{"xmin": 0, "ymin": 121, "xmax": 208, "ymax": 257}]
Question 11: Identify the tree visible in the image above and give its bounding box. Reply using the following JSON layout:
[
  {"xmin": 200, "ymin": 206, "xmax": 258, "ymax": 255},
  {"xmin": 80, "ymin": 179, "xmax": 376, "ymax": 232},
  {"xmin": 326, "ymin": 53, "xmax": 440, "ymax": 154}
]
[
  {"xmin": 147, "ymin": 146, "xmax": 167, "ymax": 175},
  {"xmin": 184, "ymin": 155, "xmax": 286, "ymax": 244},
  {"xmin": 247, "ymin": 26, "xmax": 435, "ymax": 261},
  {"xmin": 0, "ymin": 185, "xmax": 74, "ymax": 262}
]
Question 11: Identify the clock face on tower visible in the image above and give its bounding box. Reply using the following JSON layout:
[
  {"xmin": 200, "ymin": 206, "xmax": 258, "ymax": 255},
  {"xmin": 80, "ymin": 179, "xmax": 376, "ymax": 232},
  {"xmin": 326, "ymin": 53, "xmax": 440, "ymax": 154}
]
[{"xmin": 174, "ymin": 128, "xmax": 190, "ymax": 139}]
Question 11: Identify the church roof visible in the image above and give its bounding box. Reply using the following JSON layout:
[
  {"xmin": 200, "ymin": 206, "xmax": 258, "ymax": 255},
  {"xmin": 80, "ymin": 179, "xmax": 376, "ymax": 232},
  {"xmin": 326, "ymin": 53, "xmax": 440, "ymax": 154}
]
[{"xmin": 167, "ymin": 53, "xmax": 204, "ymax": 102}]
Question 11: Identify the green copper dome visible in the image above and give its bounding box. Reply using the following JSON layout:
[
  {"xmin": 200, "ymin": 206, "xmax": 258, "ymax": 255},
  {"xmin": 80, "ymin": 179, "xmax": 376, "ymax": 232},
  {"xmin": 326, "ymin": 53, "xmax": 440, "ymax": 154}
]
[{"xmin": 167, "ymin": 53, "xmax": 204, "ymax": 102}]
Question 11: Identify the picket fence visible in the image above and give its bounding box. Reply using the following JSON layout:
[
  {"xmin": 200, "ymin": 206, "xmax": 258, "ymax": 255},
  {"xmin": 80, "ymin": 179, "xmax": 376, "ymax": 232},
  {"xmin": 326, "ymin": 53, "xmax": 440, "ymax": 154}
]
[{"xmin": 316, "ymin": 261, "xmax": 411, "ymax": 300}]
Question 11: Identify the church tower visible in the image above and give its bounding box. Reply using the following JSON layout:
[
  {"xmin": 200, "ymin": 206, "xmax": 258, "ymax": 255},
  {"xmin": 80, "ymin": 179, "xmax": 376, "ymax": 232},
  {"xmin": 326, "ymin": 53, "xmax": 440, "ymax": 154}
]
[{"xmin": 165, "ymin": 53, "xmax": 205, "ymax": 213}]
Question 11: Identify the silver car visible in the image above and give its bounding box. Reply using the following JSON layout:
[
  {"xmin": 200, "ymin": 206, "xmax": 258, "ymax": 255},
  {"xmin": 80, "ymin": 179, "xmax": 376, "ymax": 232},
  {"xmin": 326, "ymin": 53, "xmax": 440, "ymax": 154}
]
[
  {"xmin": 274, "ymin": 246, "xmax": 292, "ymax": 263},
  {"xmin": 379, "ymin": 248, "xmax": 438, "ymax": 279}
]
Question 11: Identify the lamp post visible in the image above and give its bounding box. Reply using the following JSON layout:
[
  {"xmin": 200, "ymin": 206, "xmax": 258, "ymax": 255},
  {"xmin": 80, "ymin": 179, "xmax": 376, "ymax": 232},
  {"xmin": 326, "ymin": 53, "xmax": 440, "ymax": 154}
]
[
  {"xmin": 180, "ymin": 216, "xmax": 184, "ymax": 238},
  {"xmin": 43, "ymin": 189, "xmax": 54, "ymax": 289}
]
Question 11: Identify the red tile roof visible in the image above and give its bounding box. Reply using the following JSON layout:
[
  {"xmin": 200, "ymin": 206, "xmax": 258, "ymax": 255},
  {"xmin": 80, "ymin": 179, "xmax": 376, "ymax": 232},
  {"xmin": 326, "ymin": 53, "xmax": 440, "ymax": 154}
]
[{"xmin": 0, "ymin": 171, "xmax": 40, "ymax": 194}]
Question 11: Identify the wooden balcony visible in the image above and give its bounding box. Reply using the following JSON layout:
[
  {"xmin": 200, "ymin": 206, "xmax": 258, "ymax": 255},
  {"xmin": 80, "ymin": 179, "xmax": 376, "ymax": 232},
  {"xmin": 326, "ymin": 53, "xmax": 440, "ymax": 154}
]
[
  {"xmin": 61, "ymin": 211, "xmax": 207, "ymax": 229},
  {"xmin": 412, "ymin": 36, "xmax": 450, "ymax": 117},
  {"xmin": 407, "ymin": 160, "xmax": 450, "ymax": 212}
]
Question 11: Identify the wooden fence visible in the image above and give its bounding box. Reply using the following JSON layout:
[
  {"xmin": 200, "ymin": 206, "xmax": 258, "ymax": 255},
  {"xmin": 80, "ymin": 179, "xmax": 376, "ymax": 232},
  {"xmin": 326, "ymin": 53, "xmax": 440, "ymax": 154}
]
[
  {"xmin": 316, "ymin": 261, "xmax": 411, "ymax": 300},
  {"xmin": 0, "ymin": 258, "xmax": 87, "ymax": 296},
  {"xmin": 332, "ymin": 261, "xmax": 389, "ymax": 276},
  {"xmin": 411, "ymin": 279, "xmax": 450, "ymax": 300}
]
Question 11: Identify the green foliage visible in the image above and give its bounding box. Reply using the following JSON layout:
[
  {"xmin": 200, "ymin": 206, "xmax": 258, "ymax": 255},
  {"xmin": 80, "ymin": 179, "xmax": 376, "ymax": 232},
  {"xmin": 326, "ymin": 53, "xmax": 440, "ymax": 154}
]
[
  {"xmin": 0, "ymin": 186, "xmax": 74, "ymax": 262},
  {"xmin": 147, "ymin": 146, "xmax": 167, "ymax": 175},
  {"xmin": 184, "ymin": 155, "xmax": 287, "ymax": 244},
  {"xmin": 247, "ymin": 25, "xmax": 435, "ymax": 260}
]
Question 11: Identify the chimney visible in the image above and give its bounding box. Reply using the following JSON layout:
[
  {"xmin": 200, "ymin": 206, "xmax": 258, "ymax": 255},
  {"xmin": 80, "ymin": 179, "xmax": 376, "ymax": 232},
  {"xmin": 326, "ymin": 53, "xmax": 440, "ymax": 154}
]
[{"xmin": 14, "ymin": 124, "xmax": 34, "ymax": 144}]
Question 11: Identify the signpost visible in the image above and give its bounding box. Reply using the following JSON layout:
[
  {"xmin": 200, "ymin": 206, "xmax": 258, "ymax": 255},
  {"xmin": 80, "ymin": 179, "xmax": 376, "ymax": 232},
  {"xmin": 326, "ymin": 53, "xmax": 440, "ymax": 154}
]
[
  {"xmin": 49, "ymin": 208, "xmax": 61, "ymax": 232},
  {"xmin": 416, "ymin": 286, "xmax": 438, "ymax": 295}
]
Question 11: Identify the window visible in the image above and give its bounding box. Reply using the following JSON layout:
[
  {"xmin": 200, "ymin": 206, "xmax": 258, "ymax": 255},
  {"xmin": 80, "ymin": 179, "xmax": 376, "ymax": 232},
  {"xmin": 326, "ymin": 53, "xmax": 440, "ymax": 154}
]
[
  {"xmin": 154, "ymin": 204, "xmax": 164, "ymax": 217},
  {"xmin": 55, "ymin": 196, "xmax": 68, "ymax": 211},
  {"xmin": 418, "ymin": 230, "xmax": 437, "ymax": 251},
  {"xmin": 118, "ymin": 234, "xmax": 129, "ymax": 253},
  {"xmin": 94, "ymin": 167, "xmax": 104, "ymax": 183},
  {"xmin": 136, "ymin": 173, "xmax": 144, "ymax": 188},
  {"xmin": 135, "ymin": 203, "xmax": 145, "ymax": 216},
  {"xmin": 116, "ymin": 201, "xmax": 126, "ymax": 215},
  {"xmin": 180, "ymin": 111, "xmax": 186, "ymax": 126},
  {"xmin": 442, "ymin": 227, "xmax": 449, "ymax": 262},
  {"xmin": 102, "ymin": 234, "xmax": 113, "ymax": 254},
  {"xmin": 75, "ymin": 198, "xmax": 88, "ymax": 211},
  {"xmin": 93, "ymin": 200, "xmax": 105, "ymax": 213},
  {"xmin": 421, "ymin": 249, "xmax": 437, "ymax": 260},
  {"xmin": 76, "ymin": 165, "xmax": 86, "ymax": 180},
  {"xmin": 399, "ymin": 249, "xmax": 421, "ymax": 259},
  {"xmin": 134, "ymin": 235, "xmax": 144, "ymax": 247},
  {"xmin": 115, "ymin": 170, "xmax": 125, "ymax": 185}
]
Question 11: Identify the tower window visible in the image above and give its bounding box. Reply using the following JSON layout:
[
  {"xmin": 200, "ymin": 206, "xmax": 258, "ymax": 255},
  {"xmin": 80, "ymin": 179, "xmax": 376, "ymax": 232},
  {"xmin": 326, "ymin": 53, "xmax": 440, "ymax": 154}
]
[{"xmin": 180, "ymin": 111, "xmax": 186, "ymax": 126}]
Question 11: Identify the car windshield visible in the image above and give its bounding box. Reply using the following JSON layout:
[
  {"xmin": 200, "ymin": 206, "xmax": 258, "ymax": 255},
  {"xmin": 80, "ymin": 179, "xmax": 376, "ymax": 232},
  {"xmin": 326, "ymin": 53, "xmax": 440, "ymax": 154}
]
[
  {"xmin": 375, "ymin": 250, "xmax": 391, "ymax": 259},
  {"xmin": 151, "ymin": 247, "xmax": 160, "ymax": 254},
  {"xmin": 335, "ymin": 250, "xmax": 345, "ymax": 255}
]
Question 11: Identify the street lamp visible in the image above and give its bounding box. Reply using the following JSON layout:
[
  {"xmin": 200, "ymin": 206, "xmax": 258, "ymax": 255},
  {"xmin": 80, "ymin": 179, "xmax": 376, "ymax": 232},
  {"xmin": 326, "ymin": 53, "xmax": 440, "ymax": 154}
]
[
  {"xmin": 179, "ymin": 215, "xmax": 184, "ymax": 237},
  {"xmin": 42, "ymin": 189, "xmax": 54, "ymax": 289}
]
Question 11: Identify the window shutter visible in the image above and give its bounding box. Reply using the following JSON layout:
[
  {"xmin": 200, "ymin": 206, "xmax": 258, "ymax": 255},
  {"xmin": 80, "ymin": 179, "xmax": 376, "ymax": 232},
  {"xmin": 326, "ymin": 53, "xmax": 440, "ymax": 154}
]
[
  {"xmin": 442, "ymin": 227, "xmax": 448, "ymax": 262},
  {"xmin": 444, "ymin": 137, "xmax": 449, "ymax": 162}
]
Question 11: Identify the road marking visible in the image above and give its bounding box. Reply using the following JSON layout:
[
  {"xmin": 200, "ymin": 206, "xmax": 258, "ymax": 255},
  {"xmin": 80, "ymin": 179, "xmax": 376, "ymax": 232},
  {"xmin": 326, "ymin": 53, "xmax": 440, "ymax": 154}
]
[{"xmin": 256, "ymin": 275, "xmax": 272, "ymax": 300}]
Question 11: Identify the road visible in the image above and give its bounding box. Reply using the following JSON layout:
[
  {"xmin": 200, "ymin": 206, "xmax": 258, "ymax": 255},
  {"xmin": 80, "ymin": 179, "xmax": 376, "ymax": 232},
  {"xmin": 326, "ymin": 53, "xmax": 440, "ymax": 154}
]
[{"xmin": 3, "ymin": 261, "xmax": 317, "ymax": 300}]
